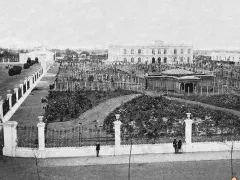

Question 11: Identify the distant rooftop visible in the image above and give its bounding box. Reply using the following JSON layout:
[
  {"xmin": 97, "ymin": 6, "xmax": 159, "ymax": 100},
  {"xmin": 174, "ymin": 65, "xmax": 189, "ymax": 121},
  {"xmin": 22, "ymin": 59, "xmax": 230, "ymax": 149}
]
[{"xmin": 161, "ymin": 69, "xmax": 195, "ymax": 76}]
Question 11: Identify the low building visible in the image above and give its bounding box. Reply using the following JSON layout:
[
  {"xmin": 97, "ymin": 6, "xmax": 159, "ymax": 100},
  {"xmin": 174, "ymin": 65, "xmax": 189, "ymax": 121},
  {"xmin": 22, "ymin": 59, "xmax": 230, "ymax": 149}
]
[
  {"xmin": 145, "ymin": 68, "xmax": 215, "ymax": 93},
  {"xmin": 108, "ymin": 40, "xmax": 193, "ymax": 65},
  {"xmin": 211, "ymin": 51, "xmax": 240, "ymax": 64},
  {"xmin": 19, "ymin": 48, "xmax": 55, "ymax": 64}
]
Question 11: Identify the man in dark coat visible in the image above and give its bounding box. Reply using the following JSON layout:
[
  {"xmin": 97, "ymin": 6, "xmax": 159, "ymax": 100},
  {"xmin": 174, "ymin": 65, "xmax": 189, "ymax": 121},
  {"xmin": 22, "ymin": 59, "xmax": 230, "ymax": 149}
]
[
  {"xmin": 178, "ymin": 140, "xmax": 182, "ymax": 154},
  {"xmin": 96, "ymin": 142, "xmax": 100, "ymax": 157},
  {"xmin": 173, "ymin": 139, "xmax": 177, "ymax": 154}
]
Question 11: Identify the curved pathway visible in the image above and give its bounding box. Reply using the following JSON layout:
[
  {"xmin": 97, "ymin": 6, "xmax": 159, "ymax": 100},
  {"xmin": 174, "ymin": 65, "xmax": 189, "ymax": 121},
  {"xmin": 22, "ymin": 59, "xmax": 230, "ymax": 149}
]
[
  {"xmin": 145, "ymin": 91, "xmax": 240, "ymax": 118},
  {"xmin": 48, "ymin": 94, "xmax": 142, "ymax": 129}
]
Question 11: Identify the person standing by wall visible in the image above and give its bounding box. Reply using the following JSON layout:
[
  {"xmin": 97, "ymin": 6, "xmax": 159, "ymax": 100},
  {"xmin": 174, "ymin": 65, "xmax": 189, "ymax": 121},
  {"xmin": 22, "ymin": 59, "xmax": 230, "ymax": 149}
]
[
  {"xmin": 96, "ymin": 142, "xmax": 100, "ymax": 157},
  {"xmin": 178, "ymin": 140, "xmax": 182, "ymax": 154},
  {"xmin": 173, "ymin": 139, "xmax": 177, "ymax": 154}
]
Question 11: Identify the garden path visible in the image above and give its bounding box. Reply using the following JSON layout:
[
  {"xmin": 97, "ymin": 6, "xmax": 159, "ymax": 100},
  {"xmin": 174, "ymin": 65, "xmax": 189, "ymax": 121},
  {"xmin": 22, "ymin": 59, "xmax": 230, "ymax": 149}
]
[
  {"xmin": 47, "ymin": 94, "xmax": 142, "ymax": 129},
  {"xmin": 145, "ymin": 91, "xmax": 240, "ymax": 118},
  {"xmin": 10, "ymin": 64, "xmax": 59, "ymax": 125}
]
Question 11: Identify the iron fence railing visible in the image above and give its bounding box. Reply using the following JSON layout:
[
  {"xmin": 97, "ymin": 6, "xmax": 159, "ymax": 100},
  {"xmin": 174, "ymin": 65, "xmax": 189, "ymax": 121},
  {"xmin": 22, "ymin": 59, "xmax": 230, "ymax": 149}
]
[
  {"xmin": 45, "ymin": 126, "xmax": 115, "ymax": 148},
  {"xmin": 18, "ymin": 88, "xmax": 22, "ymax": 99},
  {"xmin": 12, "ymin": 93, "xmax": 16, "ymax": 107},
  {"xmin": 3, "ymin": 99, "xmax": 9, "ymax": 116},
  {"xmin": 17, "ymin": 125, "xmax": 38, "ymax": 148}
]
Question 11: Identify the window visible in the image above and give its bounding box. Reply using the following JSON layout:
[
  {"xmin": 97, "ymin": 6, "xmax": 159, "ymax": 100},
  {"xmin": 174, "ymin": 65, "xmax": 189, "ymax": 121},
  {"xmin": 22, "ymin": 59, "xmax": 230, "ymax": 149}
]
[
  {"xmin": 152, "ymin": 57, "xmax": 155, "ymax": 64},
  {"xmin": 187, "ymin": 57, "xmax": 190, "ymax": 63},
  {"xmin": 131, "ymin": 49, "xmax": 134, "ymax": 54},
  {"xmin": 158, "ymin": 49, "xmax": 161, "ymax": 54},
  {"xmin": 138, "ymin": 57, "xmax": 141, "ymax": 63},
  {"xmin": 233, "ymin": 57, "xmax": 234, "ymax": 61},
  {"xmin": 164, "ymin": 57, "xmax": 167, "ymax": 63},
  {"xmin": 164, "ymin": 49, "xmax": 167, "ymax": 54},
  {"xmin": 219, "ymin": 56, "xmax": 221, "ymax": 60},
  {"xmin": 158, "ymin": 57, "xmax": 161, "ymax": 64},
  {"xmin": 174, "ymin": 49, "xmax": 177, "ymax": 54},
  {"xmin": 174, "ymin": 57, "xmax": 177, "ymax": 62},
  {"xmin": 138, "ymin": 49, "xmax": 141, "ymax": 54},
  {"xmin": 152, "ymin": 49, "xmax": 155, "ymax": 55},
  {"xmin": 188, "ymin": 49, "xmax": 191, "ymax": 54},
  {"xmin": 131, "ymin": 57, "xmax": 134, "ymax": 63},
  {"xmin": 124, "ymin": 58, "xmax": 127, "ymax": 63},
  {"xmin": 181, "ymin": 49, "xmax": 184, "ymax": 54},
  {"xmin": 123, "ymin": 49, "xmax": 127, "ymax": 54},
  {"xmin": 180, "ymin": 57, "xmax": 183, "ymax": 61}
]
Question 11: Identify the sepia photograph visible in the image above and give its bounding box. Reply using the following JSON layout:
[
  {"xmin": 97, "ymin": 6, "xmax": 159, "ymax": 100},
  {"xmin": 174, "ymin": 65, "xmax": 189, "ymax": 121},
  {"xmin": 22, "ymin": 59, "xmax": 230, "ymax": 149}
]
[{"xmin": 0, "ymin": 0, "xmax": 240, "ymax": 179}]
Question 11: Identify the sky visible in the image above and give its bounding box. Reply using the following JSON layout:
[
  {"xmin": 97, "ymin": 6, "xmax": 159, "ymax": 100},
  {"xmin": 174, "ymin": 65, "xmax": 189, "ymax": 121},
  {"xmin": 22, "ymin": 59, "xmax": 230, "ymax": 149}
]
[{"xmin": 0, "ymin": 0, "xmax": 240, "ymax": 50}]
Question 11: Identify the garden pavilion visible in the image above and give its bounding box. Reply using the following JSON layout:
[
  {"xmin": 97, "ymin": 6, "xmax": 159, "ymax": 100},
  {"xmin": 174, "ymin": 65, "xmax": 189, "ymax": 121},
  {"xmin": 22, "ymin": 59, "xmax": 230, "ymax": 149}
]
[{"xmin": 145, "ymin": 68, "xmax": 215, "ymax": 93}]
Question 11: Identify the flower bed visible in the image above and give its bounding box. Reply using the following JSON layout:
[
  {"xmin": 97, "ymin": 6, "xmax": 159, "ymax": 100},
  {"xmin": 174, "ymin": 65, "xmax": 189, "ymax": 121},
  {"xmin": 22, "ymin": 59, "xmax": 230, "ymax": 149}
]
[
  {"xmin": 104, "ymin": 95, "xmax": 240, "ymax": 143},
  {"xmin": 168, "ymin": 94, "xmax": 240, "ymax": 111},
  {"xmin": 44, "ymin": 89, "xmax": 139, "ymax": 123}
]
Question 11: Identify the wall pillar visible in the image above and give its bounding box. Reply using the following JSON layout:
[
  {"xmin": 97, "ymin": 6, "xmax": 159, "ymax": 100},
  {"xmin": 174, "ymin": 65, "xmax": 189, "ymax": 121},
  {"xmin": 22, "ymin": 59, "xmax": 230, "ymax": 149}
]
[
  {"xmin": 37, "ymin": 116, "xmax": 46, "ymax": 158},
  {"xmin": 14, "ymin": 88, "xmax": 19, "ymax": 102},
  {"xmin": 19, "ymin": 83, "xmax": 24, "ymax": 98},
  {"xmin": 7, "ymin": 93, "xmax": 12, "ymax": 110},
  {"xmin": 3, "ymin": 121, "xmax": 18, "ymax": 156},
  {"xmin": 37, "ymin": 116, "xmax": 45, "ymax": 150},
  {"xmin": 114, "ymin": 115, "xmax": 122, "ymax": 155},
  {"xmin": 0, "ymin": 100, "xmax": 3, "ymax": 121},
  {"xmin": 184, "ymin": 113, "xmax": 193, "ymax": 152}
]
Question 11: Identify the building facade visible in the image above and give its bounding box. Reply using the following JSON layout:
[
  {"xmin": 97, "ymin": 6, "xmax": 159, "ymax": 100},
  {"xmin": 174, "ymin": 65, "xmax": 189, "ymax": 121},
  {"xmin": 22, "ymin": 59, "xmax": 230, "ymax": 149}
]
[
  {"xmin": 19, "ymin": 47, "xmax": 55, "ymax": 64},
  {"xmin": 211, "ymin": 51, "xmax": 240, "ymax": 64},
  {"xmin": 108, "ymin": 40, "xmax": 194, "ymax": 65}
]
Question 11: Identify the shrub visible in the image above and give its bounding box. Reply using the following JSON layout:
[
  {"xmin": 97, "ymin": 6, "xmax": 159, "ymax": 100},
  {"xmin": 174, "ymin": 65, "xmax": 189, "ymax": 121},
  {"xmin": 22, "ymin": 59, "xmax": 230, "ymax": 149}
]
[
  {"xmin": 23, "ymin": 63, "xmax": 30, "ymax": 69},
  {"xmin": 31, "ymin": 60, "xmax": 35, "ymax": 66},
  {"xmin": 35, "ymin": 57, "xmax": 39, "ymax": 63},
  {"xmin": 12, "ymin": 65, "xmax": 22, "ymax": 76},
  {"xmin": 8, "ymin": 68, "xmax": 16, "ymax": 76},
  {"xmin": 27, "ymin": 57, "xmax": 31, "ymax": 64}
]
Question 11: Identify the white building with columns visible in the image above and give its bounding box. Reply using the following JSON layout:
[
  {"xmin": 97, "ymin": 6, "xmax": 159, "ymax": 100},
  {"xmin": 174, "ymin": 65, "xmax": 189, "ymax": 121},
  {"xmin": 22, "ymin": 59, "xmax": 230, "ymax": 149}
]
[
  {"xmin": 211, "ymin": 51, "xmax": 240, "ymax": 64},
  {"xmin": 108, "ymin": 40, "xmax": 194, "ymax": 65}
]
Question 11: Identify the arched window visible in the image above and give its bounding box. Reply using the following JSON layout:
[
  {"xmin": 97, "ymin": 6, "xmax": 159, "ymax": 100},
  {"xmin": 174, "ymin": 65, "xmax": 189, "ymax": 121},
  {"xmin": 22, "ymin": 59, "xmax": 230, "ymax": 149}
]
[
  {"xmin": 180, "ymin": 57, "xmax": 183, "ymax": 61},
  {"xmin": 164, "ymin": 49, "xmax": 167, "ymax": 54},
  {"xmin": 157, "ymin": 57, "xmax": 161, "ymax": 64},
  {"xmin": 138, "ymin": 57, "xmax": 141, "ymax": 63},
  {"xmin": 164, "ymin": 57, "xmax": 167, "ymax": 63},
  {"xmin": 131, "ymin": 49, "xmax": 134, "ymax": 54},
  {"xmin": 158, "ymin": 49, "xmax": 161, "ymax": 54},
  {"xmin": 187, "ymin": 57, "xmax": 190, "ymax": 63},
  {"xmin": 188, "ymin": 49, "xmax": 191, "ymax": 53},
  {"xmin": 152, "ymin": 49, "xmax": 155, "ymax": 55},
  {"xmin": 174, "ymin": 49, "xmax": 177, "ymax": 54},
  {"xmin": 123, "ymin": 49, "xmax": 127, "ymax": 54},
  {"xmin": 181, "ymin": 49, "xmax": 184, "ymax": 54},
  {"xmin": 138, "ymin": 49, "xmax": 141, "ymax": 54},
  {"xmin": 152, "ymin": 57, "xmax": 155, "ymax": 64},
  {"xmin": 174, "ymin": 57, "xmax": 177, "ymax": 62},
  {"xmin": 123, "ymin": 58, "xmax": 127, "ymax": 63},
  {"xmin": 131, "ymin": 57, "xmax": 134, "ymax": 63}
]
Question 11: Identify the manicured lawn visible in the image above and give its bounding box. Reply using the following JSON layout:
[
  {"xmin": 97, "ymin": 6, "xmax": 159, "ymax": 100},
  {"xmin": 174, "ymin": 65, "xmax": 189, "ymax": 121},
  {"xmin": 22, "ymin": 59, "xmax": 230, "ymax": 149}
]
[{"xmin": 0, "ymin": 64, "xmax": 41, "ymax": 99}]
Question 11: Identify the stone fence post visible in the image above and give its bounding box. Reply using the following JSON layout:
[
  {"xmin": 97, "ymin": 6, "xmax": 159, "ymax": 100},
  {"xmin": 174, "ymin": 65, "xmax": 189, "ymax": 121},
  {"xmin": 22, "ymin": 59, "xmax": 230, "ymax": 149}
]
[
  {"xmin": 37, "ymin": 116, "xmax": 45, "ymax": 150},
  {"xmin": 7, "ymin": 93, "xmax": 12, "ymax": 110},
  {"xmin": 19, "ymin": 83, "xmax": 23, "ymax": 98},
  {"xmin": 37, "ymin": 116, "xmax": 46, "ymax": 158},
  {"xmin": 0, "ymin": 99, "xmax": 3, "ymax": 121},
  {"xmin": 3, "ymin": 121, "xmax": 18, "ymax": 156},
  {"xmin": 14, "ymin": 88, "xmax": 19, "ymax": 102},
  {"xmin": 184, "ymin": 113, "xmax": 193, "ymax": 152},
  {"xmin": 114, "ymin": 114, "xmax": 122, "ymax": 155}
]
